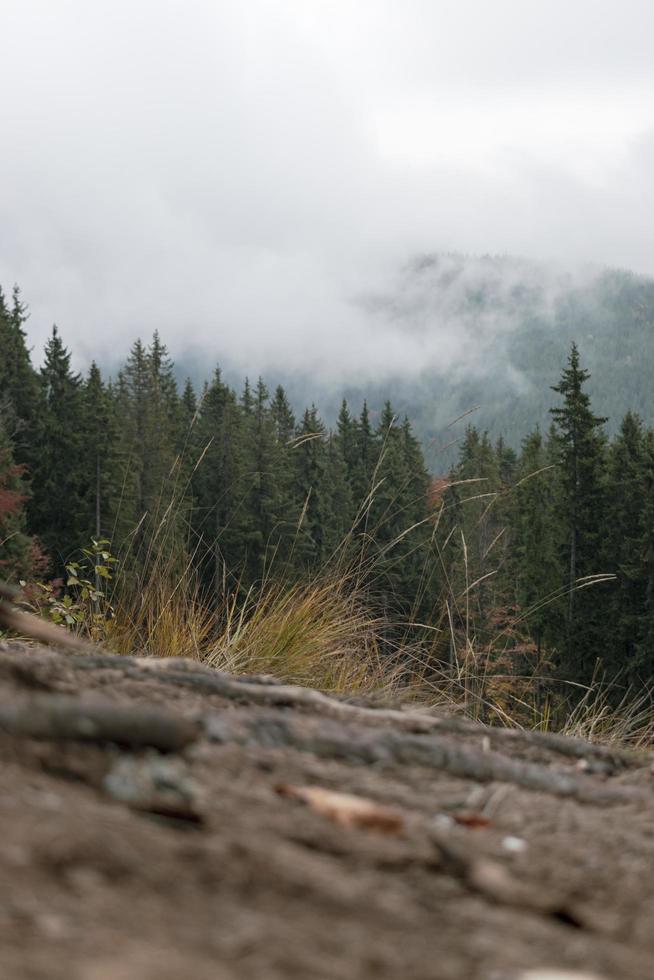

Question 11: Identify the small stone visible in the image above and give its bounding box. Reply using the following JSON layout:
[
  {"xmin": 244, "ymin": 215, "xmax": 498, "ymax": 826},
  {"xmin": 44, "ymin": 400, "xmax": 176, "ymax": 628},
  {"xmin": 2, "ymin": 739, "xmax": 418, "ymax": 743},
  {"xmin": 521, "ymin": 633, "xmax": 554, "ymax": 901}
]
[
  {"xmin": 103, "ymin": 754, "xmax": 204, "ymax": 822},
  {"xmin": 35, "ymin": 911, "xmax": 69, "ymax": 939}
]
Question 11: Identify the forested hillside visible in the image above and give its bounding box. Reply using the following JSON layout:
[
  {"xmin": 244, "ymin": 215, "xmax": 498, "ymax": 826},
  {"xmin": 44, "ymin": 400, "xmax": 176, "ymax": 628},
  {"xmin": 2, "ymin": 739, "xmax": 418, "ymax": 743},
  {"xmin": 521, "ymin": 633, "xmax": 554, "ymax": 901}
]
[
  {"xmin": 364, "ymin": 256, "xmax": 654, "ymax": 464},
  {"xmin": 4, "ymin": 280, "xmax": 654, "ymax": 710},
  {"xmin": 173, "ymin": 255, "xmax": 654, "ymax": 471}
]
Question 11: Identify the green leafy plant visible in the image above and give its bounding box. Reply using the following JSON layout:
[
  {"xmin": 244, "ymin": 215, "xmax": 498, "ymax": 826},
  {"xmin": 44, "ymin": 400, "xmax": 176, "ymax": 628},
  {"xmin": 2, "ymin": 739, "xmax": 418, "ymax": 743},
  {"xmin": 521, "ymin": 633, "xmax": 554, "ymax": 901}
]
[{"xmin": 28, "ymin": 539, "xmax": 118, "ymax": 641}]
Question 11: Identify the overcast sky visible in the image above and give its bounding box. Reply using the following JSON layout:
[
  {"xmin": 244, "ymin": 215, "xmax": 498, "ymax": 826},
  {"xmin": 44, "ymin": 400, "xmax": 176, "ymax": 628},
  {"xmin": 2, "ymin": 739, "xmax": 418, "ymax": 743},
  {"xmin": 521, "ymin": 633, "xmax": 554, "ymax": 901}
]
[{"xmin": 2, "ymin": 0, "xmax": 654, "ymax": 379}]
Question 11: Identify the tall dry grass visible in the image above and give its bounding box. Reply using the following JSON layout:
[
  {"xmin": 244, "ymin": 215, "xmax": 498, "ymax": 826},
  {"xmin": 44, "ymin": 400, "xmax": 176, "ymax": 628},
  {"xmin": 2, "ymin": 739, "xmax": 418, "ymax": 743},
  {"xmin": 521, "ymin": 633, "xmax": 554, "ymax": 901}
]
[
  {"xmin": 105, "ymin": 552, "xmax": 412, "ymax": 697},
  {"xmin": 96, "ymin": 416, "xmax": 440, "ymax": 699},
  {"xmin": 22, "ymin": 411, "xmax": 642, "ymax": 740}
]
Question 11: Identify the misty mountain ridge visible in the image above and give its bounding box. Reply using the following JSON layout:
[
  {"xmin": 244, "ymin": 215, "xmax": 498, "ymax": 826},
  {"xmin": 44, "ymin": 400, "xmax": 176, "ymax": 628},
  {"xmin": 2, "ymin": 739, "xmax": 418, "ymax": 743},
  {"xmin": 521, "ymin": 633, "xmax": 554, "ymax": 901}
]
[{"xmin": 167, "ymin": 253, "xmax": 654, "ymax": 471}]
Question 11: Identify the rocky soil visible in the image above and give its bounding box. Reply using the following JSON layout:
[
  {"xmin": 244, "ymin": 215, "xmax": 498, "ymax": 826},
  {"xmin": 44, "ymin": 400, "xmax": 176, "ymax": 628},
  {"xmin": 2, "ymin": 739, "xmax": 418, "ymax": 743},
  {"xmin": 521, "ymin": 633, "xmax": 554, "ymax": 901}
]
[{"xmin": 0, "ymin": 640, "xmax": 653, "ymax": 980}]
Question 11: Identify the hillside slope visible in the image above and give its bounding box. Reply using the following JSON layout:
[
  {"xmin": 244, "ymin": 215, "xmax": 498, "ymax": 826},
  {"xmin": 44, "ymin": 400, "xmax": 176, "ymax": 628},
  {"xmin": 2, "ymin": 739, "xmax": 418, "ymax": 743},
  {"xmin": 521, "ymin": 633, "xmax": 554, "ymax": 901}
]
[
  {"xmin": 172, "ymin": 255, "xmax": 654, "ymax": 469},
  {"xmin": 328, "ymin": 257, "xmax": 654, "ymax": 467},
  {"xmin": 1, "ymin": 640, "xmax": 653, "ymax": 979}
]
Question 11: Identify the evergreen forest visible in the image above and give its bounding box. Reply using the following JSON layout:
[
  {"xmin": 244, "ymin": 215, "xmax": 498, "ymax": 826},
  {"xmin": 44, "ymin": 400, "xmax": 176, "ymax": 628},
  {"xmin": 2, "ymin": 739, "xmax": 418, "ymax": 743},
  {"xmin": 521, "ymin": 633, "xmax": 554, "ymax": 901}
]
[{"xmin": 3, "ymin": 283, "xmax": 654, "ymax": 710}]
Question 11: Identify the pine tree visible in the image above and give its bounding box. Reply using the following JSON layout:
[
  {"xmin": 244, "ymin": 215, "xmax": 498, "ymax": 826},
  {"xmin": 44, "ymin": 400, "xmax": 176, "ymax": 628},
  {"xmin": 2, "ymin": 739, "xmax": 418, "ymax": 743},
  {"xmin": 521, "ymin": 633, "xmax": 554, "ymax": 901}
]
[
  {"xmin": 324, "ymin": 433, "xmax": 354, "ymax": 557},
  {"xmin": 190, "ymin": 368, "xmax": 246, "ymax": 597},
  {"xmin": 603, "ymin": 412, "xmax": 647, "ymax": 675},
  {"xmin": 291, "ymin": 407, "xmax": 331, "ymax": 567},
  {"xmin": 491, "ymin": 435, "xmax": 520, "ymax": 597},
  {"xmin": 440, "ymin": 425, "xmax": 525, "ymax": 658},
  {"xmin": 549, "ymin": 343, "xmax": 610, "ymax": 682},
  {"xmin": 513, "ymin": 428, "xmax": 563, "ymax": 660},
  {"xmin": 455, "ymin": 429, "xmax": 502, "ymax": 631},
  {"xmin": 400, "ymin": 416, "xmax": 433, "ymax": 614},
  {"xmin": 351, "ymin": 401, "xmax": 378, "ymax": 513},
  {"xmin": 339, "ymin": 399, "xmax": 379, "ymax": 566},
  {"xmin": 78, "ymin": 363, "xmax": 120, "ymax": 544},
  {"xmin": 0, "ymin": 286, "xmax": 40, "ymax": 458},
  {"xmin": 112, "ymin": 340, "xmax": 149, "ymax": 543},
  {"xmin": 112, "ymin": 335, "xmax": 187, "ymax": 571},
  {"xmin": 367, "ymin": 403, "xmax": 423, "ymax": 615},
  {"xmin": 241, "ymin": 378, "xmax": 279, "ymax": 581},
  {"xmin": 335, "ymin": 400, "xmax": 358, "ymax": 482},
  {"xmin": 270, "ymin": 385, "xmax": 295, "ymax": 444},
  {"xmin": 269, "ymin": 385, "xmax": 301, "ymax": 566},
  {"xmin": 495, "ymin": 436, "xmax": 518, "ymax": 486},
  {"xmin": 181, "ymin": 378, "xmax": 198, "ymax": 427},
  {"xmin": 241, "ymin": 378, "xmax": 254, "ymax": 417},
  {"xmin": 28, "ymin": 326, "xmax": 86, "ymax": 567},
  {"xmin": 149, "ymin": 331, "xmax": 185, "ymax": 450}
]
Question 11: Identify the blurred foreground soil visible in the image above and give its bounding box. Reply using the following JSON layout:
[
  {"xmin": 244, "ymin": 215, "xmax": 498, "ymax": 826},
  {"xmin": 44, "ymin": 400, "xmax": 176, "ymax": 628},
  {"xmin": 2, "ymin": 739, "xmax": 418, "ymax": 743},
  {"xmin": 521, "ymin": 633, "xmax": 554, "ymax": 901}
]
[{"xmin": 0, "ymin": 641, "xmax": 652, "ymax": 980}]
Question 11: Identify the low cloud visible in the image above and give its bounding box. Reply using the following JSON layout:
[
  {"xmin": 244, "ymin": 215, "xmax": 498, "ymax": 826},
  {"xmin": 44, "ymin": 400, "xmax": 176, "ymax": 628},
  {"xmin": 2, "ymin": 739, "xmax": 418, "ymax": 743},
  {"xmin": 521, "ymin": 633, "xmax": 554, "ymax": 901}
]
[{"xmin": 1, "ymin": 1, "xmax": 654, "ymax": 384}]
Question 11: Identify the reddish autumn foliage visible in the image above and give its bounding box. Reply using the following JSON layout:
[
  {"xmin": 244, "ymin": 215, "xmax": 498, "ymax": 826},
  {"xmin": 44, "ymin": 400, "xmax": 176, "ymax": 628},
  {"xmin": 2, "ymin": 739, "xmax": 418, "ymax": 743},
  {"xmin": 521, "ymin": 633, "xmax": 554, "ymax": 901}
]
[
  {"xmin": 0, "ymin": 452, "xmax": 28, "ymax": 526},
  {"xmin": 0, "ymin": 448, "xmax": 47, "ymax": 580},
  {"xmin": 428, "ymin": 476, "xmax": 451, "ymax": 508}
]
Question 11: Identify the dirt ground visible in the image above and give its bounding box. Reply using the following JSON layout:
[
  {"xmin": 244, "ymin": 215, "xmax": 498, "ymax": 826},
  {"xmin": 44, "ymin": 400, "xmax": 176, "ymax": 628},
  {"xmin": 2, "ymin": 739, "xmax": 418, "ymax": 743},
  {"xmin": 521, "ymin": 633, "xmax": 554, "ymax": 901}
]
[{"xmin": 1, "ymin": 641, "xmax": 654, "ymax": 980}]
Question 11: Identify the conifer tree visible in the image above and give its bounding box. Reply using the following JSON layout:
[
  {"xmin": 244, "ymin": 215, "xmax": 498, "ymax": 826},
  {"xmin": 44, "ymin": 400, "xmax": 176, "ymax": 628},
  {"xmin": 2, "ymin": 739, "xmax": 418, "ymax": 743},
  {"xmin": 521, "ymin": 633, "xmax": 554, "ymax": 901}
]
[
  {"xmin": 324, "ymin": 433, "xmax": 354, "ymax": 557},
  {"xmin": 491, "ymin": 436, "xmax": 519, "ymax": 593},
  {"xmin": 603, "ymin": 412, "xmax": 647, "ymax": 674},
  {"xmin": 241, "ymin": 378, "xmax": 279, "ymax": 580},
  {"xmin": 270, "ymin": 385, "xmax": 295, "ymax": 444},
  {"xmin": 190, "ymin": 368, "xmax": 246, "ymax": 596},
  {"xmin": 549, "ymin": 343, "xmax": 609, "ymax": 682},
  {"xmin": 181, "ymin": 378, "xmax": 198, "ymax": 427},
  {"xmin": 28, "ymin": 326, "xmax": 86, "ymax": 567},
  {"xmin": 400, "ymin": 416, "xmax": 434, "ymax": 613},
  {"xmin": 369, "ymin": 402, "xmax": 403, "ymax": 535},
  {"xmin": 0, "ymin": 286, "xmax": 40, "ymax": 458},
  {"xmin": 495, "ymin": 436, "xmax": 518, "ymax": 486},
  {"xmin": 351, "ymin": 401, "xmax": 377, "ymax": 513},
  {"xmin": 440, "ymin": 425, "xmax": 520, "ymax": 654},
  {"xmin": 111, "ymin": 335, "xmax": 187, "ymax": 571},
  {"xmin": 112, "ymin": 340, "xmax": 149, "ymax": 544},
  {"xmin": 149, "ymin": 331, "xmax": 185, "ymax": 451},
  {"xmin": 292, "ymin": 407, "xmax": 331, "ymax": 567},
  {"xmin": 513, "ymin": 429, "xmax": 563, "ymax": 659},
  {"xmin": 368, "ymin": 403, "xmax": 422, "ymax": 614},
  {"xmin": 78, "ymin": 363, "xmax": 120, "ymax": 544},
  {"xmin": 335, "ymin": 400, "xmax": 359, "ymax": 484},
  {"xmin": 269, "ymin": 385, "xmax": 301, "ymax": 565},
  {"xmin": 241, "ymin": 378, "xmax": 254, "ymax": 417}
]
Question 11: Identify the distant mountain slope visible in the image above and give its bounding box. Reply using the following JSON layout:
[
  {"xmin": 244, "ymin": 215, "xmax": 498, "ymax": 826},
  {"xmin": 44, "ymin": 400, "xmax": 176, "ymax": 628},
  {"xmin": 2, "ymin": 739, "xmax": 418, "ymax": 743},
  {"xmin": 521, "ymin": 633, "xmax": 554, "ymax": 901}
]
[{"xmin": 171, "ymin": 254, "xmax": 654, "ymax": 471}]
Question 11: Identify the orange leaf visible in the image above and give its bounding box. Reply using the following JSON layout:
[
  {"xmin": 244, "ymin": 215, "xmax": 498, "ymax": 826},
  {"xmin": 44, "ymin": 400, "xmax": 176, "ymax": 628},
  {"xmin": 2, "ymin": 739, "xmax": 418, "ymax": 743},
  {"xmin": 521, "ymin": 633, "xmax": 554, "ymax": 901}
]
[
  {"xmin": 453, "ymin": 811, "xmax": 491, "ymax": 829},
  {"xmin": 275, "ymin": 784, "xmax": 404, "ymax": 834}
]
